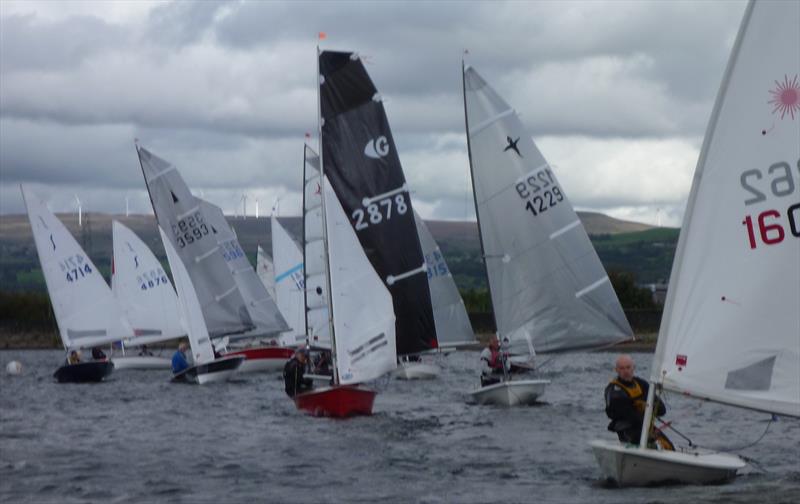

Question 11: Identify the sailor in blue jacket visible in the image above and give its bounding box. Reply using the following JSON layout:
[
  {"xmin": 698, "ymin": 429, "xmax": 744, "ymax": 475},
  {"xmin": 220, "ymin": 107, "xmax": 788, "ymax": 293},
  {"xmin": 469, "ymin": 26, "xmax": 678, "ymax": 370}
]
[{"xmin": 172, "ymin": 342, "xmax": 189, "ymax": 374}]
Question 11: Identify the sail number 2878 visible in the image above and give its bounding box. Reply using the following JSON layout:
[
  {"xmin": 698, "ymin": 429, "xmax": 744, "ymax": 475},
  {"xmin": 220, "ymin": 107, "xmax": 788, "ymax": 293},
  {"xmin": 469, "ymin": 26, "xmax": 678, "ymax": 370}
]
[{"xmin": 740, "ymin": 159, "xmax": 800, "ymax": 249}]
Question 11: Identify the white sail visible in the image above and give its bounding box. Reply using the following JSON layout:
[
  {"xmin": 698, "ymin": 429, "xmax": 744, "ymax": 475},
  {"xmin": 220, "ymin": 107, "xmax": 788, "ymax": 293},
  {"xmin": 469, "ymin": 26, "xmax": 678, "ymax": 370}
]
[
  {"xmin": 160, "ymin": 227, "xmax": 214, "ymax": 364},
  {"xmin": 463, "ymin": 66, "xmax": 633, "ymax": 355},
  {"xmin": 112, "ymin": 221, "xmax": 184, "ymax": 345},
  {"xmin": 271, "ymin": 216, "xmax": 306, "ymax": 347},
  {"xmin": 21, "ymin": 186, "xmax": 133, "ymax": 349},
  {"xmin": 652, "ymin": 0, "xmax": 799, "ymax": 418},
  {"xmin": 303, "ymin": 145, "xmax": 331, "ymax": 349},
  {"xmin": 256, "ymin": 245, "xmax": 276, "ymax": 299},
  {"xmin": 413, "ymin": 211, "xmax": 475, "ymax": 347},
  {"xmin": 198, "ymin": 198, "xmax": 289, "ymax": 339},
  {"xmin": 324, "ymin": 178, "xmax": 397, "ymax": 384}
]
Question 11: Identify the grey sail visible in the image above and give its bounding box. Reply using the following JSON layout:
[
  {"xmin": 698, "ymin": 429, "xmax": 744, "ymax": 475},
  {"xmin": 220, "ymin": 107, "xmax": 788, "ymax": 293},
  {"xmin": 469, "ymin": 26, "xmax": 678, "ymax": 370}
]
[
  {"xmin": 413, "ymin": 211, "xmax": 475, "ymax": 348},
  {"xmin": 463, "ymin": 66, "xmax": 633, "ymax": 354},
  {"xmin": 137, "ymin": 145, "xmax": 254, "ymax": 338},
  {"xmin": 199, "ymin": 198, "xmax": 290, "ymax": 339}
]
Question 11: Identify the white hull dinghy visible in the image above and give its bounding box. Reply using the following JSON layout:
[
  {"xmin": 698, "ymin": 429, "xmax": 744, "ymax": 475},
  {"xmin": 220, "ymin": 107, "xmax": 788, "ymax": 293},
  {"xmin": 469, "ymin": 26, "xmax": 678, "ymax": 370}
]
[
  {"xmin": 111, "ymin": 355, "xmax": 171, "ymax": 370},
  {"xmin": 469, "ymin": 379, "xmax": 550, "ymax": 407},
  {"xmin": 589, "ymin": 0, "xmax": 800, "ymax": 486},
  {"xmin": 394, "ymin": 360, "xmax": 441, "ymax": 380},
  {"xmin": 590, "ymin": 440, "xmax": 745, "ymax": 487}
]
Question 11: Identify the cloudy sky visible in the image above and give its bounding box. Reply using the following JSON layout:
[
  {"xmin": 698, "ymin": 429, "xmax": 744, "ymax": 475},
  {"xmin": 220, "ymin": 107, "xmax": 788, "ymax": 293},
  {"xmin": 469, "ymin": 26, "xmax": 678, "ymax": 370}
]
[{"xmin": 0, "ymin": 0, "xmax": 747, "ymax": 226}]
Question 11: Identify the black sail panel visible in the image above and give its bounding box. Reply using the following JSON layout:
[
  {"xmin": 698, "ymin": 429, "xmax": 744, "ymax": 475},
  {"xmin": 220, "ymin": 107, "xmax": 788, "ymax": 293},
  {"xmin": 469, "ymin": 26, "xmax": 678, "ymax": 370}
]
[{"xmin": 319, "ymin": 50, "xmax": 436, "ymax": 355}]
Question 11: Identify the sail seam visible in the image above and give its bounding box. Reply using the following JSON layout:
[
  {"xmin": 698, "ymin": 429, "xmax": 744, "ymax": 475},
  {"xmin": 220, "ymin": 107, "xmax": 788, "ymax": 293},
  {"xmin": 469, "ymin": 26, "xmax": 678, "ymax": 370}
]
[
  {"xmin": 469, "ymin": 108, "xmax": 514, "ymax": 136},
  {"xmin": 276, "ymin": 263, "xmax": 304, "ymax": 283},
  {"xmin": 177, "ymin": 206, "xmax": 200, "ymax": 221},
  {"xmin": 386, "ymin": 263, "xmax": 427, "ymax": 285},
  {"xmin": 194, "ymin": 246, "xmax": 220, "ymax": 263},
  {"xmin": 148, "ymin": 166, "xmax": 177, "ymax": 182},
  {"xmin": 362, "ymin": 184, "xmax": 408, "ymax": 206},
  {"xmin": 215, "ymin": 285, "xmax": 237, "ymax": 301}
]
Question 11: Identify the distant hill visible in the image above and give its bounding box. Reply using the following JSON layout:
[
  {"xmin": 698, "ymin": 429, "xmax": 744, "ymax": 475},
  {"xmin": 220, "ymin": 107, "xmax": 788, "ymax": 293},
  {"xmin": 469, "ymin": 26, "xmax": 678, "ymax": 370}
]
[{"xmin": 0, "ymin": 211, "xmax": 675, "ymax": 292}]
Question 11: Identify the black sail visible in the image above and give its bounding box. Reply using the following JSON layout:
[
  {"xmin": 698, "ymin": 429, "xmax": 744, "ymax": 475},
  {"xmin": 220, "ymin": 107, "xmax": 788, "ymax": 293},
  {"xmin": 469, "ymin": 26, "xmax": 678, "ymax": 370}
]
[{"xmin": 319, "ymin": 50, "xmax": 436, "ymax": 355}]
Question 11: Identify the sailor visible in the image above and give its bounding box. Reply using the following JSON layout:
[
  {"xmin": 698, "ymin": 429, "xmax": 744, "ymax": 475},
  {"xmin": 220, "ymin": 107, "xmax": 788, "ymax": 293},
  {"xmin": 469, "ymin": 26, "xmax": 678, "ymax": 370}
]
[
  {"xmin": 91, "ymin": 347, "xmax": 107, "ymax": 361},
  {"xmin": 171, "ymin": 342, "xmax": 189, "ymax": 375},
  {"xmin": 67, "ymin": 350, "xmax": 81, "ymax": 365},
  {"xmin": 283, "ymin": 349, "xmax": 313, "ymax": 397},
  {"xmin": 138, "ymin": 344, "xmax": 154, "ymax": 357},
  {"xmin": 604, "ymin": 354, "xmax": 673, "ymax": 450},
  {"xmin": 479, "ymin": 335, "xmax": 505, "ymax": 386}
]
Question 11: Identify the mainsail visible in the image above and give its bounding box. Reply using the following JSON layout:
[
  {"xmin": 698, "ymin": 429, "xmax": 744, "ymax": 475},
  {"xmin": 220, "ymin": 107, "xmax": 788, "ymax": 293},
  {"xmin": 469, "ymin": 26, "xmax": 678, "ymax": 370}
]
[
  {"xmin": 303, "ymin": 145, "xmax": 331, "ymax": 349},
  {"xmin": 137, "ymin": 145, "xmax": 254, "ymax": 338},
  {"xmin": 323, "ymin": 178, "xmax": 397, "ymax": 384},
  {"xmin": 413, "ymin": 212, "xmax": 475, "ymax": 348},
  {"xmin": 271, "ymin": 215, "xmax": 306, "ymax": 346},
  {"xmin": 111, "ymin": 221, "xmax": 185, "ymax": 345},
  {"xmin": 198, "ymin": 198, "xmax": 289, "ymax": 339},
  {"xmin": 650, "ymin": 0, "xmax": 799, "ymax": 418},
  {"xmin": 463, "ymin": 65, "xmax": 633, "ymax": 355},
  {"xmin": 21, "ymin": 186, "xmax": 133, "ymax": 349},
  {"xmin": 160, "ymin": 227, "xmax": 215, "ymax": 365},
  {"xmin": 319, "ymin": 50, "xmax": 436, "ymax": 356},
  {"xmin": 256, "ymin": 245, "xmax": 276, "ymax": 299}
]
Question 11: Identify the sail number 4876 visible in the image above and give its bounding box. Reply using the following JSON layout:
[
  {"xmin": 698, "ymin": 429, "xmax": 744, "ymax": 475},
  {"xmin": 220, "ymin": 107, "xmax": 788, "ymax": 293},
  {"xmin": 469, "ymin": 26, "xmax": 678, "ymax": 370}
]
[{"xmin": 740, "ymin": 159, "xmax": 800, "ymax": 249}]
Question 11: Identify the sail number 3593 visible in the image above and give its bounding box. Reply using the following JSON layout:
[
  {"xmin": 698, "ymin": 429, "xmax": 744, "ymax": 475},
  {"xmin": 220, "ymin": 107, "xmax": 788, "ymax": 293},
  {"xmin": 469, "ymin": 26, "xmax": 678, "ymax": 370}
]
[{"xmin": 740, "ymin": 159, "xmax": 800, "ymax": 250}]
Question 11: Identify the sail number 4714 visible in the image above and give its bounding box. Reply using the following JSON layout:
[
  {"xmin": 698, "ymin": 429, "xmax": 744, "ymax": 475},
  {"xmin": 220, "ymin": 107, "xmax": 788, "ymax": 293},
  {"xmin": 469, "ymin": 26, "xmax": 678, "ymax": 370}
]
[{"xmin": 740, "ymin": 159, "xmax": 800, "ymax": 249}]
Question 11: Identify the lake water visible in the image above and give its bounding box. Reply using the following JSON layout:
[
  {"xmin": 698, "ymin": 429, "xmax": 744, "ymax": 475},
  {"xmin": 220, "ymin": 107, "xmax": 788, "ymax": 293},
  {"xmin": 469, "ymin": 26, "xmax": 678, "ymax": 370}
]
[{"xmin": 1, "ymin": 349, "xmax": 798, "ymax": 503}]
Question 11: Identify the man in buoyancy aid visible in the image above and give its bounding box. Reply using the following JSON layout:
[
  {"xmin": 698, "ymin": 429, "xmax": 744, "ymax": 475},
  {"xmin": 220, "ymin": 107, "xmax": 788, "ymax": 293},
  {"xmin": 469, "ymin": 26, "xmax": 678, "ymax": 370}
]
[
  {"xmin": 480, "ymin": 335, "xmax": 506, "ymax": 386},
  {"xmin": 604, "ymin": 354, "xmax": 674, "ymax": 450}
]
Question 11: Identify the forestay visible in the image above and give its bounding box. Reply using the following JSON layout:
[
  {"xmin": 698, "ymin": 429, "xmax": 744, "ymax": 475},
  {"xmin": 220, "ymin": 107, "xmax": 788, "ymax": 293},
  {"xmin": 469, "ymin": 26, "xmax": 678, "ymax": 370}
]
[
  {"xmin": 324, "ymin": 178, "xmax": 397, "ymax": 384},
  {"xmin": 463, "ymin": 66, "xmax": 633, "ymax": 355},
  {"xmin": 319, "ymin": 50, "xmax": 437, "ymax": 356},
  {"xmin": 198, "ymin": 198, "xmax": 289, "ymax": 339},
  {"xmin": 303, "ymin": 144, "xmax": 331, "ymax": 349},
  {"xmin": 160, "ymin": 228, "xmax": 214, "ymax": 364},
  {"xmin": 21, "ymin": 187, "xmax": 133, "ymax": 349},
  {"xmin": 137, "ymin": 145, "xmax": 254, "ymax": 338},
  {"xmin": 652, "ymin": 0, "xmax": 800, "ymax": 418},
  {"xmin": 413, "ymin": 211, "xmax": 475, "ymax": 348},
  {"xmin": 256, "ymin": 245, "xmax": 276, "ymax": 300},
  {"xmin": 271, "ymin": 215, "xmax": 306, "ymax": 346}
]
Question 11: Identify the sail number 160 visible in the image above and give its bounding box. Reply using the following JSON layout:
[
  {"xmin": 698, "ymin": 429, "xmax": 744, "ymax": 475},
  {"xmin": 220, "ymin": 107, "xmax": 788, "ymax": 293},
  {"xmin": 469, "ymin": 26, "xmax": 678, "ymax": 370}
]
[{"xmin": 742, "ymin": 203, "xmax": 800, "ymax": 249}]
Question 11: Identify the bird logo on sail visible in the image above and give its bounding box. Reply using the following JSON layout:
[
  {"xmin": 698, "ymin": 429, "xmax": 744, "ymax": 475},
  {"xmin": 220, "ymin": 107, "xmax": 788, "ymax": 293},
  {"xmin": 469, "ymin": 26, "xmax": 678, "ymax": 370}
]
[
  {"xmin": 364, "ymin": 136, "xmax": 390, "ymax": 159},
  {"xmin": 504, "ymin": 136, "xmax": 522, "ymax": 157}
]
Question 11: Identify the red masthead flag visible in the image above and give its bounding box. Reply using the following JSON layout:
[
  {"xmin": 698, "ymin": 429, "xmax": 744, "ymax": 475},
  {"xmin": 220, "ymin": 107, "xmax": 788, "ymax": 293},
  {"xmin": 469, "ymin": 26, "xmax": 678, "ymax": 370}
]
[{"xmin": 318, "ymin": 32, "xmax": 327, "ymax": 40}]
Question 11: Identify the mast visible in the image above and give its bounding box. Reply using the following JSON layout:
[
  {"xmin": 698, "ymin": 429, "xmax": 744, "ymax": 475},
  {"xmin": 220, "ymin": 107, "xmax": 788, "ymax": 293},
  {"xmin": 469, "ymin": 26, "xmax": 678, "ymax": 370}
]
[
  {"xmin": 317, "ymin": 45, "xmax": 339, "ymax": 385},
  {"xmin": 301, "ymin": 144, "xmax": 310, "ymax": 347},
  {"xmin": 461, "ymin": 59, "xmax": 500, "ymax": 337},
  {"xmin": 638, "ymin": 0, "xmax": 757, "ymax": 449}
]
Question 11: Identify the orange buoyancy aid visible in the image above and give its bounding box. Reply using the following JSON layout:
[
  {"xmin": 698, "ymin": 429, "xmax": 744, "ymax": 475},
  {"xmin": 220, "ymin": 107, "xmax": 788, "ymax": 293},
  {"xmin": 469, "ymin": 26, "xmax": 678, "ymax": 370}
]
[{"xmin": 610, "ymin": 378, "xmax": 646, "ymax": 415}]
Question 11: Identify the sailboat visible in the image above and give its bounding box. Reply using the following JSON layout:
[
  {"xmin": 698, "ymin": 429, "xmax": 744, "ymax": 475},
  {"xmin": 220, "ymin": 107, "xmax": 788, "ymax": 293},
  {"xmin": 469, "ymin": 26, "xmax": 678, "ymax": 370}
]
[
  {"xmin": 591, "ymin": 0, "xmax": 799, "ymax": 486},
  {"xmin": 160, "ymin": 228, "xmax": 244, "ymax": 384},
  {"xmin": 110, "ymin": 221, "xmax": 184, "ymax": 369},
  {"xmin": 271, "ymin": 215, "xmax": 307, "ymax": 348},
  {"xmin": 136, "ymin": 144, "xmax": 254, "ymax": 382},
  {"xmin": 197, "ymin": 198, "xmax": 294, "ymax": 372},
  {"xmin": 394, "ymin": 212, "xmax": 476, "ymax": 380},
  {"xmin": 21, "ymin": 186, "xmax": 132, "ymax": 383},
  {"xmin": 318, "ymin": 50, "xmax": 439, "ymax": 372},
  {"xmin": 256, "ymin": 245, "xmax": 276, "ymax": 300},
  {"xmin": 462, "ymin": 64, "xmax": 634, "ymax": 406}
]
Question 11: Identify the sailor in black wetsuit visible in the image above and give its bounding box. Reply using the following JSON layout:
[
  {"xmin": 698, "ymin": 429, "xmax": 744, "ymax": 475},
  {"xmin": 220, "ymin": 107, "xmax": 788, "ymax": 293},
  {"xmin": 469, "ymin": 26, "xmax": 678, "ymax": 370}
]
[
  {"xmin": 604, "ymin": 354, "xmax": 673, "ymax": 449},
  {"xmin": 283, "ymin": 349, "xmax": 313, "ymax": 398}
]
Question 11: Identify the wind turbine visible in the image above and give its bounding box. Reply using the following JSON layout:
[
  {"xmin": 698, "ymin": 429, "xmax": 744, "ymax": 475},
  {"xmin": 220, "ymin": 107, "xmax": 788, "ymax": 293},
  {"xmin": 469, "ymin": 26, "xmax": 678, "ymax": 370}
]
[
  {"xmin": 125, "ymin": 193, "xmax": 131, "ymax": 217},
  {"xmin": 240, "ymin": 193, "xmax": 247, "ymax": 219},
  {"xmin": 254, "ymin": 197, "xmax": 260, "ymax": 219},
  {"xmin": 73, "ymin": 195, "xmax": 82, "ymax": 228}
]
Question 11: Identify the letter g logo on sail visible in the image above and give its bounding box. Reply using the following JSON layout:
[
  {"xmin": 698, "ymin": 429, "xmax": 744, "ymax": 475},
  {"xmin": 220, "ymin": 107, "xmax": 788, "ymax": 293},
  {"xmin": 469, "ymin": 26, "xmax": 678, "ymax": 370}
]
[{"xmin": 364, "ymin": 136, "xmax": 390, "ymax": 159}]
